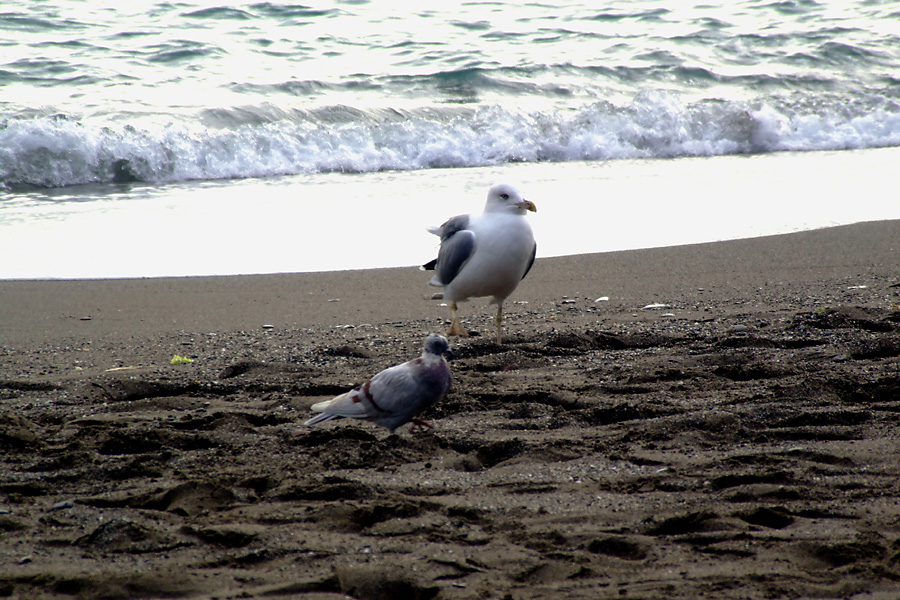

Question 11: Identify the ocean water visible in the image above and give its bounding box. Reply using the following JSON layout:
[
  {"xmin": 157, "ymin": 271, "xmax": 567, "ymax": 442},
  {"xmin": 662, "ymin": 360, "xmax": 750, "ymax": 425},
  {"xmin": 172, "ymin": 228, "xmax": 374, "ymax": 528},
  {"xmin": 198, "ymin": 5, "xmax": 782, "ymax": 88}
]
[{"xmin": 2, "ymin": 1, "xmax": 899, "ymax": 279}]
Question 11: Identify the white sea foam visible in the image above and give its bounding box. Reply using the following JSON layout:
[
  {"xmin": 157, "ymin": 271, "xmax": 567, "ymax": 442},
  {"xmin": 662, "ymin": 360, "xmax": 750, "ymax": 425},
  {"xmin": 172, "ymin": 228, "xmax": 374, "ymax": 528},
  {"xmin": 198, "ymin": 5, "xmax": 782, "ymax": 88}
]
[{"xmin": 3, "ymin": 93, "xmax": 899, "ymax": 189}]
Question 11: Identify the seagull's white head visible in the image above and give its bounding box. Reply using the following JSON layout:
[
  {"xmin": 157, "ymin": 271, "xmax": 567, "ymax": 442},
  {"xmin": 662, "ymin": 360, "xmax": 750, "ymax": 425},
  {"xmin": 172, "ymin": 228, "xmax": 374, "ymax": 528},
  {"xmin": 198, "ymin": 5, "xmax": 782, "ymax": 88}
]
[{"xmin": 484, "ymin": 183, "xmax": 537, "ymax": 215}]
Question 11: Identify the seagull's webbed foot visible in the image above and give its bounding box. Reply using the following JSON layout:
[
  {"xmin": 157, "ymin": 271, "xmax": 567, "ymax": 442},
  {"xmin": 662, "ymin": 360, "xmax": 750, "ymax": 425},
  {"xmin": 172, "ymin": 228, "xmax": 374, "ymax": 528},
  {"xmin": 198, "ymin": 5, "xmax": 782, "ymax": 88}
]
[
  {"xmin": 448, "ymin": 319, "xmax": 469, "ymax": 337},
  {"xmin": 447, "ymin": 302, "xmax": 469, "ymax": 337}
]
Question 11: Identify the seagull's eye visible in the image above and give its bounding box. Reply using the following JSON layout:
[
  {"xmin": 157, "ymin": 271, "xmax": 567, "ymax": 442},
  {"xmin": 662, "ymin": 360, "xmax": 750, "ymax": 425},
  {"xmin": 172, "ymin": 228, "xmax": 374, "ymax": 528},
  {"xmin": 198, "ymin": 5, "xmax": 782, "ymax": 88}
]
[{"xmin": 500, "ymin": 193, "xmax": 509, "ymax": 200}]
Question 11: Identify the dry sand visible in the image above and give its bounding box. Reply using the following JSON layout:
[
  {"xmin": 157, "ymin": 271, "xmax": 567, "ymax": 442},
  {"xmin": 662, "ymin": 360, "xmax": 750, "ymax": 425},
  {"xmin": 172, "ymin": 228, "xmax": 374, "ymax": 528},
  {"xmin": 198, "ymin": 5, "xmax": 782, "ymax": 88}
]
[{"xmin": 2, "ymin": 220, "xmax": 900, "ymax": 599}]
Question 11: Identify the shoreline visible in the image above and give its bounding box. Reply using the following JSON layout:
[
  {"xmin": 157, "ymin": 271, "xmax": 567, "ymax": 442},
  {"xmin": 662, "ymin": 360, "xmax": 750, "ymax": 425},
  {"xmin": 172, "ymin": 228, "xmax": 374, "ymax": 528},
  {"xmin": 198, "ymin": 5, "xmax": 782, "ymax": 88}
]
[
  {"xmin": 2, "ymin": 219, "xmax": 898, "ymax": 347},
  {"xmin": 5, "ymin": 147, "xmax": 900, "ymax": 281}
]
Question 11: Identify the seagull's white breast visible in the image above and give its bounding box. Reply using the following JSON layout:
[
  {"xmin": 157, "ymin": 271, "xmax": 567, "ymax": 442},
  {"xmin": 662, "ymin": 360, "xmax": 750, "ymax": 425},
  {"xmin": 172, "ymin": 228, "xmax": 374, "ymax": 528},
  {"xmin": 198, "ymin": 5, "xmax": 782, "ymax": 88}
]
[{"xmin": 442, "ymin": 212, "xmax": 535, "ymax": 304}]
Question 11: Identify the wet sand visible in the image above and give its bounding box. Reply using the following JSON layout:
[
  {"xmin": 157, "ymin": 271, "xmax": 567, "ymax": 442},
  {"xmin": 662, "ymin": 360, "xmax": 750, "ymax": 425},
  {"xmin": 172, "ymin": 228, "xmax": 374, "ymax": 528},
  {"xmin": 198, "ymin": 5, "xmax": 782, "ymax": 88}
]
[{"xmin": 2, "ymin": 220, "xmax": 900, "ymax": 599}]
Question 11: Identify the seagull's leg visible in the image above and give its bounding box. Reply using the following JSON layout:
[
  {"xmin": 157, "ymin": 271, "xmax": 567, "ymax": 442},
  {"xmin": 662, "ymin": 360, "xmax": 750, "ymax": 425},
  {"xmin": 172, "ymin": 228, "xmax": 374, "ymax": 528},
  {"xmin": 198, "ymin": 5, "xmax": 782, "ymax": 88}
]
[
  {"xmin": 495, "ymin": 303, "xmax": 504, "ymax": 344},
  {"xmin": 447, "ymin": 302, "xmax": 469, "ymax": 337}
]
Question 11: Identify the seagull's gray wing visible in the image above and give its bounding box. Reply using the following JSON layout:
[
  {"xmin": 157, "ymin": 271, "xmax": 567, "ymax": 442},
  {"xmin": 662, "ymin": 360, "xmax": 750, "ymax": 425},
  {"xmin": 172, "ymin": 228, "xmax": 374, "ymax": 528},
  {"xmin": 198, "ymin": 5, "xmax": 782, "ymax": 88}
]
[
  {"xmin": 521, "ymin": 242, "xmax": 537, "ymax": 280},
  {"xmin": 434, "ymin": 231, "xmax": 475, "ymax": 286},
  {"xmin": 422, "ymin": 215, "xmax": 475, "ymax": 285}
]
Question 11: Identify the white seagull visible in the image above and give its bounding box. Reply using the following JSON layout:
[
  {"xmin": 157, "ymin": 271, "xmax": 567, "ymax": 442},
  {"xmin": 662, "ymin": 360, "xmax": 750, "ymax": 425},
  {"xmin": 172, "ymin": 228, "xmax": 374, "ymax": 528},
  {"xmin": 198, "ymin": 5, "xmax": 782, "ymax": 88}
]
[
  {"xmin": 422, "ymin": 183, "xmax": 537, "ymax": 344},
  {"xmin": 304, "ymin": 334, "xmax": 452, "ymax": 434}
]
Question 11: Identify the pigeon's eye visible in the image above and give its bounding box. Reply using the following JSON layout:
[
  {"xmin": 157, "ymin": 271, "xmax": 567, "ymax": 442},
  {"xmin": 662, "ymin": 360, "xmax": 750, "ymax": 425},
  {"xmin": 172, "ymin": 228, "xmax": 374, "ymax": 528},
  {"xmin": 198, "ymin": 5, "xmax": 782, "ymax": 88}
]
[{"xmin": 500, "ymin": 193, "xmax": 509, "ymax": 199}]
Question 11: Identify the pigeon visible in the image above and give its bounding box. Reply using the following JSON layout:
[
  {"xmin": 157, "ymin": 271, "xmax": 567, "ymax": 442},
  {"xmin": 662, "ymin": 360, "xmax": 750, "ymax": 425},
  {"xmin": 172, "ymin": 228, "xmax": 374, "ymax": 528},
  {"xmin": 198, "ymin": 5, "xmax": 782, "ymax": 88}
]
[
  {"xmin": 304, "ymin": 334, "xmax": 452, "ymax": 434},
  {"xmin": 423, "ymin": 183, "xmax": 537, "ymax": 344}
]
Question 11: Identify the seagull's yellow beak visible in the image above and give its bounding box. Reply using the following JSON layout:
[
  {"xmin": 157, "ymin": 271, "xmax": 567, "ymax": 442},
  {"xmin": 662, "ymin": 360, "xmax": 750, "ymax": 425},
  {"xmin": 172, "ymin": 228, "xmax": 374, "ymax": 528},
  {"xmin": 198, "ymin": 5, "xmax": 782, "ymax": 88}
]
[{"xmin": 522, "ymin": 199, "xmax": 537, "ymax": 213}]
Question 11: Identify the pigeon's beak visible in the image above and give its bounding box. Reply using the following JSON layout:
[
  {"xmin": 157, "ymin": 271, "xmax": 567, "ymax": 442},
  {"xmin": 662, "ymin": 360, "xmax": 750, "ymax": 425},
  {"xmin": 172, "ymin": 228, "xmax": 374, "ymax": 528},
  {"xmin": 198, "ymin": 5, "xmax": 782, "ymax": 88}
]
[{"xmin": 521, "ymin": 199, "xmax": 537, "ymax": 213}]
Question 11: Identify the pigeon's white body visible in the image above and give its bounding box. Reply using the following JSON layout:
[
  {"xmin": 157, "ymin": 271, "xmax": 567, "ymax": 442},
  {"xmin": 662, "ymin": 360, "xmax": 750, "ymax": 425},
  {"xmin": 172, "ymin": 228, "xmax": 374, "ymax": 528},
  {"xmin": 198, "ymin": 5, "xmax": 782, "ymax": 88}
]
[{"xmin": 304, "ymin": 334, "xmax": 452, "ymax": 434}]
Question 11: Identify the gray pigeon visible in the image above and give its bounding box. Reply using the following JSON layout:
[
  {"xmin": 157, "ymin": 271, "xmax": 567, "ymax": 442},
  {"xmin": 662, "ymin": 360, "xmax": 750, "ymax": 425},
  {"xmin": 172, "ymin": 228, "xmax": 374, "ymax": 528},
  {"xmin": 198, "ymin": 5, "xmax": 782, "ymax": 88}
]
[
  {"xmin": 304, "ymin": 334, "xmax": 452, "ymax": 434},
  {"xmin": 422, "ymin": 183, "xmax": 536, "ymax": 344}
]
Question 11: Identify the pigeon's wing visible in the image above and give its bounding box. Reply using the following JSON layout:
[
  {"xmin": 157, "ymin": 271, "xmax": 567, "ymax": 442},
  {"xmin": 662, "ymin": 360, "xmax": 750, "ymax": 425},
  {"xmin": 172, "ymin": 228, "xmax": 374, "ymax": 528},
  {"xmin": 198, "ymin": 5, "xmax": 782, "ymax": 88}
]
[
  {"xmin": 363, "ymin": 361, "xmax": 423, "ymax": 416},
  {"xmin": 521, "ymin": 242, "xmax": 537, "ymax": 280},
  {"xmin": 306, "ymin": 361, "xmax": 420, "ymax": 422},
  {"xmin": 304, "ymin": 334, "xmax": 452, "ymax": 432}
]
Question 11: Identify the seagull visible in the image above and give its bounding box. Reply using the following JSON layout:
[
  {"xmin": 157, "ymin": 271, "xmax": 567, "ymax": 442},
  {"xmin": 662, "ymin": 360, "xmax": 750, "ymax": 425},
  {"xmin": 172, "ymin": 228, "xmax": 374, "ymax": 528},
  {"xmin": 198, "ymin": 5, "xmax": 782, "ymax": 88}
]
[
  {"xmin": 422, "ymin": 183, "xmax": 537, "ymax": 344},
  {"xmin": 304, "ymin": 334, "xmax": 452, "ymax": 434}
]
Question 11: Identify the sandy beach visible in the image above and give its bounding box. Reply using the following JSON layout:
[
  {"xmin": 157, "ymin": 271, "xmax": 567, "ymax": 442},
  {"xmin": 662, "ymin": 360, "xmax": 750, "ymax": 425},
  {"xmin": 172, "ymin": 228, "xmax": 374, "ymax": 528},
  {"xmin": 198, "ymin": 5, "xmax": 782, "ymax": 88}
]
[{"xmin": 2, "ymin": 220, "xmax": 900, "ymax": 599}]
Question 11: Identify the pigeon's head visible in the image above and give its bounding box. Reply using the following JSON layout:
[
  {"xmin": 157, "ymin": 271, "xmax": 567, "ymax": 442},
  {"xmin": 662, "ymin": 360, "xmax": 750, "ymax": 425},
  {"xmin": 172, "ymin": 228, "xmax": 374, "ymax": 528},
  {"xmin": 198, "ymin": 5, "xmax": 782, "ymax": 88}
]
[
  {"xmin": 423, "ymin": 333, "xmax": 452, "ymax": 358},
  {"xmin": 484, "ymin": 183, "xmax": 537, "ymax": 215}
]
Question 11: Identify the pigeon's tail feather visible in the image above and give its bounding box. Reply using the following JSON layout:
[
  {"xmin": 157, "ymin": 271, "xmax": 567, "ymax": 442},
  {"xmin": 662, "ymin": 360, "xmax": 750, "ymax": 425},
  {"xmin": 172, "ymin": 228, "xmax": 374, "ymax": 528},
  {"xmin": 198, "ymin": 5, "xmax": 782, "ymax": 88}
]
[
  {"xmin": 304, "ymin": 412, "xmax": 339, "ymax": 428},
  {"xmin": 310, "ymin": 398, "xmax": 335, "ymax": 412},
  {"xmin": 308, "ymin": 389, "xmax": 372, "ymax": 420}
]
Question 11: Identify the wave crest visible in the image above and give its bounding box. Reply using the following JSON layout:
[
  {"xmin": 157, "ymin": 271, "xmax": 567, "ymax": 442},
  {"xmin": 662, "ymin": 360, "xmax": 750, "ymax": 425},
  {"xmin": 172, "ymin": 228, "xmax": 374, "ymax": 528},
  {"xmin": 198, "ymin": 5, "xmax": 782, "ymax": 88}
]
[{"xmin": 2, "ymin": 91, "xmax": 899, "ymax": 189}]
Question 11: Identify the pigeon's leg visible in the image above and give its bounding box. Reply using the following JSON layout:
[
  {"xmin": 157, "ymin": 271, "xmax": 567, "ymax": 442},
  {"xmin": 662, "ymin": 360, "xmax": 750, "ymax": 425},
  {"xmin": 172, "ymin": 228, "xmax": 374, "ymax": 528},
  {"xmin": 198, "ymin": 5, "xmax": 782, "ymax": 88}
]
[
  {"xmin": 494, "ymin": 303, "xmax": 504, "ymax": 344},
  {"xmin": 409, "ymin": 417, "xmax": 435, "ymax": 432},
  {"xmin": 447, "ymin": 302, "xmax": 469, "ymax": 337}
]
